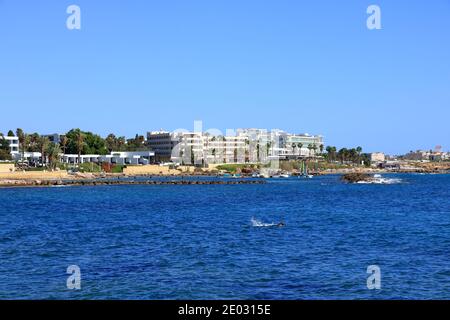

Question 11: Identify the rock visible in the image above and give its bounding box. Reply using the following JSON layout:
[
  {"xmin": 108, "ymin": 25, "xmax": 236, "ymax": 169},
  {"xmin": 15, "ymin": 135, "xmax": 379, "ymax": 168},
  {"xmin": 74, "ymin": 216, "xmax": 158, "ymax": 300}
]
[{"xmin": 341, "ymin": 173, "xmax": 372, "ymax": 183}]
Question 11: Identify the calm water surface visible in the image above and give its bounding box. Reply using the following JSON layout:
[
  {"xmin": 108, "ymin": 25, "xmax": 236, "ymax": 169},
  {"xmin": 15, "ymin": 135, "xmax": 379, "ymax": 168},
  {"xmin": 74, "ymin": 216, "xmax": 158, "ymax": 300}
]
[{"xmin": 0, "ymin": 174, "xmax": 449, "ymax": 299}]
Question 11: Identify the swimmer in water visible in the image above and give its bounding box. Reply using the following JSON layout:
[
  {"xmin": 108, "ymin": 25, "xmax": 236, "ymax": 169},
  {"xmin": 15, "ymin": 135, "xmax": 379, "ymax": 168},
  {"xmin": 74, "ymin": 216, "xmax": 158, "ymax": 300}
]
[{"xmin": 276, "ymin": 222, "xmax": 285, "ymax": 227}]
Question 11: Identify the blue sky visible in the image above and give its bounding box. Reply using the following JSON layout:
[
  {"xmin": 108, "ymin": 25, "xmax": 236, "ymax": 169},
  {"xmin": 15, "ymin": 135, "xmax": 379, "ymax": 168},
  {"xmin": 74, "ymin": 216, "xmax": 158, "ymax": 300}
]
[{"xmin": 0, "ymin": 0, "xmax": 449, "ymax": 154}]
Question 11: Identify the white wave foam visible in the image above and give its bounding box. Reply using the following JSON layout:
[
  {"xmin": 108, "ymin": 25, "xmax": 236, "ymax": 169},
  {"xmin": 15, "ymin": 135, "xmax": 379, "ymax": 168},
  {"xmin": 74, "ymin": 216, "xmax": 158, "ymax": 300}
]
[
  {"xmin": 357, "ymin": 175, "xmax": 402, "ymax": 184},
  {"xmin": 251, "ymin": 217, "xmax": 277, "ymax": 227}
]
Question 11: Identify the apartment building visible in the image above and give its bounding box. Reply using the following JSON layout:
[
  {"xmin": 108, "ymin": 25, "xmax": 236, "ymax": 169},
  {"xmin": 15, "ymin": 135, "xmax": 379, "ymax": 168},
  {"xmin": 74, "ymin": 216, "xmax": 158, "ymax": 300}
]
[
  {"xmin": 147, "ymin": 129, "xmax": 324, "ymax": 165},
  {"xmin": 1, "ymin": 135, "xmax": 20, "ymax": 159},
  {"xmin": 146, "ymin": 131, "xmax": 177, "ymax": 162}
]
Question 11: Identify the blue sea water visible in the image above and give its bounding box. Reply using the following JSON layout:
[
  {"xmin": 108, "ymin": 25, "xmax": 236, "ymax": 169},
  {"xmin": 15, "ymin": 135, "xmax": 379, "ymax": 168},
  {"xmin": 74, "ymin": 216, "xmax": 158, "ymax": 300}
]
[{"xmin": 0, "ymin": 174, "xmax": 449, "ymax": 299}]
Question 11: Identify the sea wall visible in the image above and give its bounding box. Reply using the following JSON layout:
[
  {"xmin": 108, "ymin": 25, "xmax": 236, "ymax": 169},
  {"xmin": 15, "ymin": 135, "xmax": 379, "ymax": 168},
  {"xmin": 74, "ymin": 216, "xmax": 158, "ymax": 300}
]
[
  {"xmin": 123, "ymin": 165, "xmax": 181, "ymax": 175},
  {"xmin": 0, "ymin": 170, "xmax": 69, "ymax": 180},
  {"xmin": 0, "ymin": 163, "xmax": 15, "ymax": 173},
  {"xmin": 122, "ymin": 165, "xmax": 213, "ymax": 175}
]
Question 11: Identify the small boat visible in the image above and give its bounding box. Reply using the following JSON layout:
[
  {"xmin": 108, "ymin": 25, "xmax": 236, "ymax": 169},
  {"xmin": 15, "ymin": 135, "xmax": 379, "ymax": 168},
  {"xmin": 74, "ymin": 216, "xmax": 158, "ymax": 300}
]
[{"xmin": 298, "ymin": 160, "xmax": 313, "ymax": 179}]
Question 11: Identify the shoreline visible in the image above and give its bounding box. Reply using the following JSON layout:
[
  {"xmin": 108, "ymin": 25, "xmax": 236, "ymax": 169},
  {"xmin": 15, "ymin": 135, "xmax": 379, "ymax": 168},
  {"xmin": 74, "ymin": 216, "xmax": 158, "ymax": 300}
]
[
  {"xmin": 0, "ymin": 177, "xmax": 266, "ymax": 188},
  {"xmin": 1, "ymin": 170, "xmax": 448, "ymax": 188}
]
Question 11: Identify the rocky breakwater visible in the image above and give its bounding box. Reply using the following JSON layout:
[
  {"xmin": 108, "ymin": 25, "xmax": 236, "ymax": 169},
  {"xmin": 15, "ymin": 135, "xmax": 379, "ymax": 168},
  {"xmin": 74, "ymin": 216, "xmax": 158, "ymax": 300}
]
[{"xmin": 0, "ymin": 179, "xmax": 266, "ymax": 187}]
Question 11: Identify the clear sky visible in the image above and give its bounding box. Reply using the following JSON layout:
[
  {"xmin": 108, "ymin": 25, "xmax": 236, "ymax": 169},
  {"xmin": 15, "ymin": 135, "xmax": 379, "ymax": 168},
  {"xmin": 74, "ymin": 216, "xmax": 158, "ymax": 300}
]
[{"xmin": 1, "ymin": 0, "xmax": 449, "ymax": 154}]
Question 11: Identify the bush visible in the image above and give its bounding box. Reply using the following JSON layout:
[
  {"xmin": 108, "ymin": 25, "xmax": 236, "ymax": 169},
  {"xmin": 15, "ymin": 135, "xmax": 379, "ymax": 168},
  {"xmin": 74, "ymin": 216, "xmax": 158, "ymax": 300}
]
[
  {"xmin": 79, "ymin": 162, "xmax": 102, "ymax": 173},
  {"xmin": 216, "ymin": 164, "xmax": 247, "ymax": 173},
  {"xmin": 111, "ymin": 164, "xmax": 125, "ymax": 173}
]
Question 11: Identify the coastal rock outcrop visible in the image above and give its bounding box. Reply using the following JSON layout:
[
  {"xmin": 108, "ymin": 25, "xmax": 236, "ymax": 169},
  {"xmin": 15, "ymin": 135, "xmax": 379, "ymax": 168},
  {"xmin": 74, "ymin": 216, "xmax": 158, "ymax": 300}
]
[{"xmin": 341, "ymin": 173, "xmax": 372, "ymax": 183}]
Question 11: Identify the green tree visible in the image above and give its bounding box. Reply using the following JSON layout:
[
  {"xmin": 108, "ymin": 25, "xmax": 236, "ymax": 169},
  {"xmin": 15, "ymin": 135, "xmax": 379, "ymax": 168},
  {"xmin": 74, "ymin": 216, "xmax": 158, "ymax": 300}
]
[
  {"xmin": 297, "ymin": 143, "xmax": 303, "ymax": 156},
  {"xmin": 47, "ymin": 143, "xmax": 61, "ymax": 170},
  {"xmin": 0, "ymin": 137, "xmax": 12, "ymax": 160},
  {"xmin": 117, "ymin": 136, "xmax": 126, "ymax": 151},
  {"xmin": 65, "ymin": 129, "xmax": 107, "ymax": 155},
  {"xmin": 7, "ymin": 130, "xmax": 15, "ymax": 137},
  {"xmin": 338, "ymin": 148, "xmax": 349, "ymax": 163},
  {"xmin": 37, "ymin": 136, "xmax": 50, "ymax": 165},
  {"xmin": 27, "ymin": 133, "xmax": 40, "ymax": 152},
  {"xmin": 326, "ymin": 146, "xmax": 337, "ymax": 162},
  {"xmin": 356, "ymin": 146, "xmax": 363, "ymax": 164},
  {"xmin": 312, "ymin": 144, "xmax": 318, "ymax": 156},
  {"xmin": 126, "ymin": 134, "xmax": 146, "ymax": 151},
  {"xmin": 60, "ymin": 135, "xmax": 68, "ymax": 154},
  {"xmin": 16, "ymin": 128, "xmax": 25, "ymax": 163},
  {"xmin": 105, "ymin": 133, "xmax": 118, "ymax": 152},
  {"xmin": 307, "ymin": 144, "xmax": 313, "ymax": 157},
  {"xmin": 75, "ymin": 131, "xmax": 85, "ymax": 165}
]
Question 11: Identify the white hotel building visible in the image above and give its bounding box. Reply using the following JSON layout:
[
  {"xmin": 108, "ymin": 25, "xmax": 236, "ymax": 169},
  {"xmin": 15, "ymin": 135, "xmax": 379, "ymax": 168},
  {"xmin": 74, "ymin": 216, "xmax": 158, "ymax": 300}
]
[
  {"xmin": 147, "ymin": 129, "xmax": 324, "ymax": 165},
  {"xmin": 1, "ymin": 135, "xmax": 20, "ymax": 159}
]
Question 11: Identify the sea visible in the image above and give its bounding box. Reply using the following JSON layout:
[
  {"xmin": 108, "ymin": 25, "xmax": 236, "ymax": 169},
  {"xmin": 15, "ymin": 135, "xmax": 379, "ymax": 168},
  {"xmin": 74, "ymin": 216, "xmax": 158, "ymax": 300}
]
[{"xmin": 0, "ymin": 173, "xmax": 449, "ymax": 299}]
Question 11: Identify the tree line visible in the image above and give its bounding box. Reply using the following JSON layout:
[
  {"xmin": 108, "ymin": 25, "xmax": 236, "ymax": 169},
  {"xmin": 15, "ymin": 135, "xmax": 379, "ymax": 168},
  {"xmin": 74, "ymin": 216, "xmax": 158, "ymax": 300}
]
[
  {"xmin": 325, "ymin": 146, "xmax": 370, "ymax": 165},
  {"xmin": 0, "ymin": 129, "xmax": 148, "ymax": 167}
]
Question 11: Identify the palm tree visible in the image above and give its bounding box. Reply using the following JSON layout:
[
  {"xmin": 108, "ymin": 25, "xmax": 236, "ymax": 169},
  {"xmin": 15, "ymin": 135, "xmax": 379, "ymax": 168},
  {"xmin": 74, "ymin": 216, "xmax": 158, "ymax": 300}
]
[
  {"xmin": 75, "ymin": 131, "xmax": 85, "ymax": 165},
  {"xmin": 117, "ymin": 137, "xmax": 126, "ymax": 151},
  {"xmin": 307, "ymin": 144, "xmax": 313, "ymax": 158},
  {"xmin": 38, "ymin": 136, "xmax": 50, "ymax": 165},
  {"xmin": 312, "ymin": 144, "xmax": 318, "ymax": 157},
  {"xmin": 47, "ymin": 143, "xmax": 61, "ymax": 170},
  {"xmin": 105, "ymin": 133, "xmax": 117, "ymax": 152},
  {"xmin": 16, "ymin": 128, "xmax": 25, "ymax": 163},
  {"xmin": 326, "ymin": 146, "xmax": 337, "ymax": 162},
  {"xmin": 291, "ymin": 143, "xmax": 297, "ymax": 156},
  {"xmin": 60, "ymin": 135, "xmax": 68, "ymax": 154},
  {"xmin": 28, "ymin": 133, "xmax": 39, "ymax": 152},
  {"xmin": 266, "ymin": 142, "xmax": 272, "ymax": 155},
  {"xmin": 338, "ymin": 148, "xmax": 348, "ymax": 164},
  {"xmin": 297, "ymin": 143, "xmax": 303, "ymax": 156},
  {"xmin": 356, "ymin": 146, "xmax": 363, "ymax": 164},
  {"xmin": 319, "ymin": 144, "xmax": 324, "ymax": 154}
]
